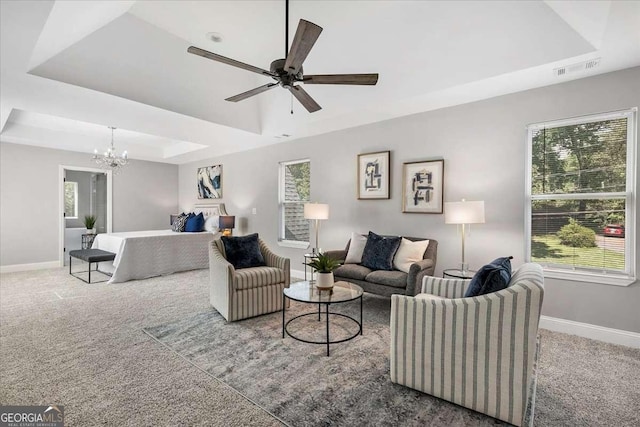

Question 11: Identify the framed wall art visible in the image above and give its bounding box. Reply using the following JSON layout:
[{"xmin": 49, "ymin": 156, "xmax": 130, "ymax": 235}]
[
  {"xmin": 197, "ymin": 165, "xmax": 222, "ymax": 199},
  {"xmin": 357, "ymin": 151, "xmax": 390, "ymax": 199},
  {"xmin": 402, "ymin": 159, "xmax": 444, "ymax": 213}
]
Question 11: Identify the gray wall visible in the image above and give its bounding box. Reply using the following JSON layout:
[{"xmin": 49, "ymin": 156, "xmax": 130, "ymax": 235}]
[
  {"xmin": 0, "ymin": 142, "xmax": 179, "ymax": 266},
  {"xmin": 179, "ymin": 67, "xmax": 640, "ymax": 333}
]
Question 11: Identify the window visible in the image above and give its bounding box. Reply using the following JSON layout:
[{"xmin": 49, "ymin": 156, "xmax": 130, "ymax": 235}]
[
  {"xmin": 526, "ymin": 109, "xmax": 636, "ymax": 286},
  {"xmin": 64, "ymin": 181, "xmax": 78, "ymax": 219},
  {"xmin": 278, "ymin": 159, "xmax": 310, "ymax": 248}
]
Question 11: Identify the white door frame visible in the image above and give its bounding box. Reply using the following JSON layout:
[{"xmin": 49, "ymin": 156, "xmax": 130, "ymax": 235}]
[{"xmin": 59, "ymin": 165, "xmax": 113, "ymax": 266}]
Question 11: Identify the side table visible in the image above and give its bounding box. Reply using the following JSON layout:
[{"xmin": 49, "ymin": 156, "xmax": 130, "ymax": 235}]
[{"xmin": 443, "ymin": 269, "xmax": 476, "ymax": 279}]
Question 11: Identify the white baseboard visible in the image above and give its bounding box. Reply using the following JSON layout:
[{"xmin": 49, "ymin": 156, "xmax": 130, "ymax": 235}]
[
  {"xmin": 291, "ymin": 269, "xmax": 306, "ymax": 280},
  {"xmin": 0, "ymin": 261, "xmax": 60, "ymax": 274},
  {"xmin": 540, "ymin": 315, "xmax": 640, "ymax": 349}
]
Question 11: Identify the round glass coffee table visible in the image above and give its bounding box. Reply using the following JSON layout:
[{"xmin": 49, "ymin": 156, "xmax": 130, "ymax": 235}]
[{"xmin": 282, "ymin": 281, "xmax": 363, "ymax": 356}]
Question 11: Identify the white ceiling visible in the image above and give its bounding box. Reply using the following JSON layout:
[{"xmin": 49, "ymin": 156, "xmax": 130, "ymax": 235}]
[{"xmin": 1, "ymin": 0, "xmax": 639, "ymax": 164}]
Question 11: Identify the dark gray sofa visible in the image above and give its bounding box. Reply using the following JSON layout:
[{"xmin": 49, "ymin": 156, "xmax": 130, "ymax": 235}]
[{"xmin": 325, "ymin": 236, "xmax": 437, "ymax": 297}]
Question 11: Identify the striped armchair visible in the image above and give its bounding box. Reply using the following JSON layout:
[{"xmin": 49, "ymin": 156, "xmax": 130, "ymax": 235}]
[
  {"xmin": 390, "ymin": 263, "xmax": 544, "ymax": 427},
  {"xmin": 209, "ymin": 238, "xmax": 290, "ymax": 322}
]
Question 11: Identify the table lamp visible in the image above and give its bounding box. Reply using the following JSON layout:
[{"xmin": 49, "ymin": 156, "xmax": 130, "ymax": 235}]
[
  {"xmin": 444, "ymin": 199, "xmax": 485, "ymax": 274},
  {"xmin": 218, "ymin": 215, "xmax": 235, "ymax": 236},
  {"xmin": 304, "ymin": 203, "xmax": 329, "ymax": 254}
]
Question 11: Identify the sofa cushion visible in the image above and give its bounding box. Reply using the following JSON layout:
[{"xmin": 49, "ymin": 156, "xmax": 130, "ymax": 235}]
[
  {"xmin": 345, "ymin": 232, "xmax": 368, "ymax": 264},
  {"xmin": 234, "ymin": 266, "xmax": 285, "ymax": 290},
  {"xmin": 464, "ymin": 256, "xmax": 513, "ymax": 298},
  {"xmin": 365, "ymin": 270, "xmax": 408, "ymax": 289},
  {"xmin": 360, "ymin": 231, "xmax": 402, "ymax": 271},
  {"xmin": 393, "ymin": 238, "xmax": 430, "ymax": 273},
  {"xmin": 222, "ymin": 233, "xmax": 266, "ymax": 269},
  {"xmin": 334, "ymin": 264, "xmax": 372, "ymax": 281}
]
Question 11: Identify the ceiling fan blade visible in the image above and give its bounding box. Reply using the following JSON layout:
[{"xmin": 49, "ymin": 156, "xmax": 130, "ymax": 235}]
[
  {"xmin": 225, "ymin": 83, "xmax": 278, "ymax": 102},
  {"xmin": 303, "ymin": 74, "xmax": 379, "ymax": 85},
  {"xmin": 284, "ymin": 20, "xmax": 323, "ymax": 75},
  {"xmin": 188, "ymin": 46, "xmax": 275, "ymax": 77},
  {"xmin": 289, "ymin": 86, "xmax": 321, "ymax": 113}
]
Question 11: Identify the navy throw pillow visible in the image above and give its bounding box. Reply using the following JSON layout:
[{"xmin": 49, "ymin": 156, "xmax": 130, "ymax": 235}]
[
  {"xmin": 464, "ymin": 256, "xmax": 513, "ymax": 298},
  {"xmin": 185, "ymin": 212, "xmax": 204, "ymax": 232},
  {"xmin": 360, "ymin": 231, "xmax": 402, "ymax": 271},
  {"xmin": 221, "ymin": 233, "xmax": 266, "ymax": 269}
]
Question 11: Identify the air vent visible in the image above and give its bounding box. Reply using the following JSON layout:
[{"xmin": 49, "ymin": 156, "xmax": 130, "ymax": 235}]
[{"xmin": 554, "ymin": 58, "xmax": 601, "ymax": 77}]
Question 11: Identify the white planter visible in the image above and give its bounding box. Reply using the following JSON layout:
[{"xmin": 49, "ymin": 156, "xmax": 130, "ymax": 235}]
[
  {"xmin": 316, "ymin": 272, "xmax": 334, "ymax": 289},
  {"xmin": 86, "ymin": 228, "xmax": 96, "ymax": 235}
]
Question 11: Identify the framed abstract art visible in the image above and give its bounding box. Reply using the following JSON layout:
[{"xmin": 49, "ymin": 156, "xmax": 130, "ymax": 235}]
[
  {"xmin": 357, "ymin": 151, "xmax": 390, "ymax": 199},
  {"xmin": 402, "ymin": 159, "xmax": 444, "ymax": 213},
  {"xmin": 197, "ymin": 165, "xmax": 222, "ymax": 199}
]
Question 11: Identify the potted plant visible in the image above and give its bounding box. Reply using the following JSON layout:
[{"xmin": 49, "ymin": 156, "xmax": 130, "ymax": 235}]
[
  {"xmin": 84, "ymin": 215, "xmax": 97, "ymax": 234},
  {"xmin": 305, "ymin": 252, "xmax": 340, "ymax": 289}
]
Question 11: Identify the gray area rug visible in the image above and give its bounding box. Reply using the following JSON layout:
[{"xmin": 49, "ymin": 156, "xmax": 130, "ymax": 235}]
[{"xmin": 143, "ymin": 293, "xmax": 640, "ymax": 427}]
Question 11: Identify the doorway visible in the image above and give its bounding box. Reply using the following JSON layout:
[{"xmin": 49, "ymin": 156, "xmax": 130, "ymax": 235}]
[{"xmin": 59, "ymin": 166, "xmax": 113, "ymax": 266}]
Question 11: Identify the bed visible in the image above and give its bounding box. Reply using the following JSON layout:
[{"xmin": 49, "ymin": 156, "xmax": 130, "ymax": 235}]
[{"xmin": 92, "ymin": 203, "xmax": 227, "ymax": 283}]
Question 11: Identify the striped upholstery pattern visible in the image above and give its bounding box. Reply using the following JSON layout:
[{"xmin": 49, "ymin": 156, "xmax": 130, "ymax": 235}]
[
  {"xmin": 390, "ymin": 263, "xmax": 544, "ymax": 427},
  {"xmin": 234, "ymin": 267, "xmax": 286, "ymax": 290},
  {"xmin": 209, "ymin": 238, "xmax": 290, "ymax": 322}
]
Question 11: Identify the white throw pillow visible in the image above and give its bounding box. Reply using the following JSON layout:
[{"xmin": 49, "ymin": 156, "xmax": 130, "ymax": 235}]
[
  {"xmin": 393, "ymin": 238, "xmax": 430, "ymax": 273},
  {"xmin": 345, "ymin": 232, "xmax": 368, "ymax": 264}
]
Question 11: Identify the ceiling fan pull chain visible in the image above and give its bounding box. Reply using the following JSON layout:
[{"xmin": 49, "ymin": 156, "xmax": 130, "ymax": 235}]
[{"xmin": 291, "ymin": 92, "xmax": 294, "ymax": 115}]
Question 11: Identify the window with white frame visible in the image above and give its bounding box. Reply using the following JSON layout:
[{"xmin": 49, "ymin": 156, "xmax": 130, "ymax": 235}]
[
  {"xmin": 526, "ymin": 108, "xmax": 636, "ymax": 285},
  {"xmin": 64, "ymin": 181, "xmax": 78, "ymax": 219},
  {"xmin": 278, "ymin": 159, "xmax": 310, "ymax": 247}
]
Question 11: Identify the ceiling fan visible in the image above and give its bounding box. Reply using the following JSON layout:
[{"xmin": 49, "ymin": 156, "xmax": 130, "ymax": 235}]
[{"xmin": 187, "ymin": 0, "xmax": 378, "ymax": 113}]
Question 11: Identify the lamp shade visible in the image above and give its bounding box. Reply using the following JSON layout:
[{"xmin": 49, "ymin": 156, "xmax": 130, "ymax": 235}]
[
  {"xmin": 218, "ymin": 215, "xmax": 235, "ymax": 229},
  {"xmin": 304, "ymin": 203, "xmax": 329, "ymax": 220},
  {"xmin": 444, "ymin": 200, "xmax": 485, "ymax": 224}
]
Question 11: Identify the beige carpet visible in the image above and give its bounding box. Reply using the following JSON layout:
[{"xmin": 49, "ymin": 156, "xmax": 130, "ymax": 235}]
[
  {"xmin": 0, "ymin": 268, "xmax": 281, "ymax": 426},
  {"xmin": 1, "ymin": 268, "xmax": 639, "ymax": 426}
]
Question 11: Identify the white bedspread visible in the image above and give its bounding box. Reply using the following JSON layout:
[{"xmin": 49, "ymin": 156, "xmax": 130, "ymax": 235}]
[{"xmin": 92, "ymin": 230, "xmax": 218, "ymax": 283}]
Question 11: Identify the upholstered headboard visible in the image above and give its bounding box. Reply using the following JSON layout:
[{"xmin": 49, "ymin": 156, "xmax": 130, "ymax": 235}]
[{"xmin": 193, "ymin": 203, "xmax": 228, "ymax": 232}]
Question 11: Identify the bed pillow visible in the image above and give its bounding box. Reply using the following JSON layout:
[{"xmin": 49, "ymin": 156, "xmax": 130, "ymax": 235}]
[
  {"xmin": 171, "ymin": 213, "xmax": 189, "ymax": 232},
  {"xmin": 360, "ymin": 231, "xmax": 402, "ymax": 271},
  {"xmin": 345, "ymin": 232, "xmax": 368, "ymax": 264},
  {"xmin": 393, "ymin": 238, "xmax": 430, "ymax": 273},
  {"xmin": 221, "ymin": 233, "xmax": 265, "ymax": 269},
  {"xmin": 185, "ymin": 212, "xmax": 204, "ymax": 232},
  {"xmin": 464, "ymin": 256, "xmax": 513, "ymax": 298}
]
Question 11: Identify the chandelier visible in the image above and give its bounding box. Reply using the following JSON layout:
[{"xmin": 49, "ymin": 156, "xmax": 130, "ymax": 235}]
[{"xmin": 93, "ymin": 127, "xmax": 128, "ymax": 174}]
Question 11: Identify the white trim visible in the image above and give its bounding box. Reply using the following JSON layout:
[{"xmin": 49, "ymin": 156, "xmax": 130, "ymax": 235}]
[
  {"xmin": 540, "ymin": 315, "xmax": 640, "ymax": 349},
  {"xmin": 527, "ymin": 108, "xmax": 636, "ymax": 130},
  {"xmin": 542, "ymin": 267, "xmax": 636, "ymax": 286},
  {"xmin": 0, "ymin": 261, "xmax": 60, "ymax": 274},
  {"xmin": 277, "ymin": 239, "xmax": 310, "ymax": 249},
  {"xmin": 59, "ymin": 166, "xmax": 113, "ymax": 267}
]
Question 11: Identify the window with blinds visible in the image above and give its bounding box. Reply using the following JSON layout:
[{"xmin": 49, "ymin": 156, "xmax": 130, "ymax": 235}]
[
  {"xmin": 526, "ymin": 109, "xmax": 636, "ymax": 283},
  {"xmin": 278, "ymin": 159, "xmax": 310, "ymax": 246}
]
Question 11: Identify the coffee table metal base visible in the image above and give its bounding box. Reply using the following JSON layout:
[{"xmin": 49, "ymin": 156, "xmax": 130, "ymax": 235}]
[{"xmin": 282, "ymin": 296, "xmax": 362, "ymax": 356}]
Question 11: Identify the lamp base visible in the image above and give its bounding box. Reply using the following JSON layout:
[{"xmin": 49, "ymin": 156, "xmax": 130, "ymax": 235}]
[
  {"xmin": 460, "ymin": 262, "xmax": 469, "ymax": 275},
  {"xmin": 222, "ymin": 229, "xmax": 233, "ymax": 237}
]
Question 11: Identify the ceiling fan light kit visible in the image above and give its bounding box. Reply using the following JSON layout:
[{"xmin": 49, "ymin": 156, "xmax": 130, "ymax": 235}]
[{"xmin": 187, "ymin": 0, "xmax": 378, "ymax": 113}]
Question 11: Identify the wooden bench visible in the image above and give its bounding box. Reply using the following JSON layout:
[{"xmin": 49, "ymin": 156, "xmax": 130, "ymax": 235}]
[{"xmin": 69, "ymin": 249, "xmax": 116, "ymax": 283}]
